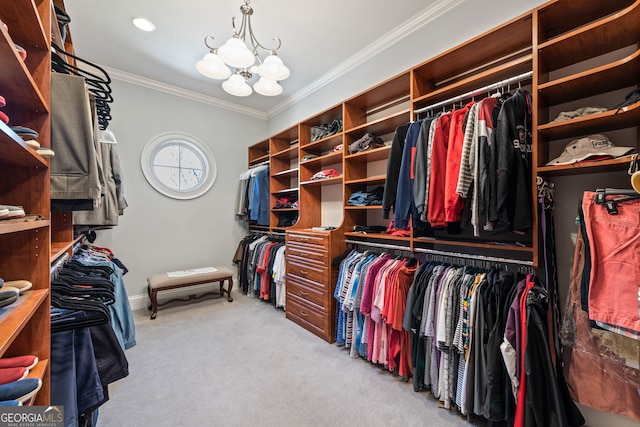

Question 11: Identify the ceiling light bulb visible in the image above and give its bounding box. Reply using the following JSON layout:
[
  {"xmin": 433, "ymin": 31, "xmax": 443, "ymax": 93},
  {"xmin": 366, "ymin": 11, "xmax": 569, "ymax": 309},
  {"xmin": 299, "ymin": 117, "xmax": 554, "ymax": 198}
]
[
  {"xmin": 254, "ymin": 78, "xmax": 283, "ymax": 96},
  {"xmin": 257, "ymin": 54, "xmax": 290, "ymax": 81},
  {"xmin": 222, "ymin": 74, "xmax": 253, "ymax": 97},
  {"xmin": 218, "ymin": 37, "xmax": 255, "ymax": 69},
  {"xmin": 132, "ymin": 17, "xmax": 156, "ymax": 32},
  {"xmin": 196, "ymin": 52, "xmax": 232, "ymax": 79}
]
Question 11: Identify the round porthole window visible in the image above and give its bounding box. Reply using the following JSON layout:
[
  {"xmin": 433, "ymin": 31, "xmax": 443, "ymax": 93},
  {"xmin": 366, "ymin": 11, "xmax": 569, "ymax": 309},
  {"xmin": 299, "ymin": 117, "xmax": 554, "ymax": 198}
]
[{"xmin": 141, "ymin": 132, "xmax": 217, "ymax": 199}]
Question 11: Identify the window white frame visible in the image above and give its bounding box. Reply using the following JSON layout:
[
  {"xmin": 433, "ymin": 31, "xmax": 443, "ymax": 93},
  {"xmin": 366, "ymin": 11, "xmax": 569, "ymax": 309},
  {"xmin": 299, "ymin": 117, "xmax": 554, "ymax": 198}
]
[{"xmin": 141, "ymin": 132, "xmax": 217, "ymax": 200}]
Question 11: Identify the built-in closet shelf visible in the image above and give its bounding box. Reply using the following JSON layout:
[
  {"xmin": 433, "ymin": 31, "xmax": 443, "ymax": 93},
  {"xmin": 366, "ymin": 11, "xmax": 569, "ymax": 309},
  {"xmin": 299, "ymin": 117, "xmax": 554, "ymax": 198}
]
[
  {"xmin": 344, "ymin": 206, "xmax": 382, "ymax": 210},
  {"xmin": 413, "ymin": 237, "xmax": 534, "ymax": 253},
  {"xmin": 248, "ymin": 225, "xmax": 270, "ymax": 232},
  {"xmin": 248, "ymin": 154, "xmax": 269, "ymax": 167},
  {"xmin": 272, "ymin": 187, "xmax": 299, "ymax": 195},
  {"xmin": 50, "ymin": 235, "xmax": 83, "ymax": 262},
  {"xmin": 0, "ymin": 38, "xmax": 48, "ymax": 115},
  {"xmin": 538, "ymin": 0, "xmax": 640, "ymax": 70},
  {"xmin": 537, "ymin": 0, "xmax": 634, "ymax": 42},
  {"xmin": 412, "ymin": 54, "xmax": 533, "ymax": 110},
  {"xmin": 344, "ymin": 72, "xmax": 410, "ymax": 114},
  {"xmin": 537, "ymin": 156, "xmax": 634, "ymax": 176},
  {"xmin": 272, "ymin": 208, "xmax": 299, "ymax": 212},
  {"xmin": 271, "ymin": 168, "xmax": 299, "ymax": 178},
  {"xmin": 300, "ymin": 176, "xmax": 343, "ymax": 187},
  {"xmin": 537, "ymin": 48, "xmax": 640, "ymax": 104},
  {"xmin": 301, "ymin": 133, "xmax": 343, "ymax": 153},
  {"xmin": 0, "ymin": 289, "xmax": 48, "ymax": 355},
  {"xmin": 537, "ymin": 103, "xmax": 640, "ymax": 139},
  {"xmin": 26, "ymin": 359, "xmax": 48, "ymax": 383},
  {"xmin": 344, "ymin": 176, "xmax": 386, "ymax": 186},
  {"xmin": 344, "ymin": 232, "xmax": 411, "ymax": 242},
  {"xmin": 0, "ymin": 123, "xmax": 49, "ymax": 167},
  {"xmin": 344, "ymin": 146, "xmax": 391, "ymax": 162},
  {"xmin": 344, "ymin": 110, "xmax": 411, "ymax": 137},
  {"xmin": 299, "ymin": 151, "xmax": 342, "ymax": 167},
  {"xmin": 412, "ymin": 12, "xmax": 532, "ymax": 98},
  {"xmin": 1, "ymin": 1, "xmax": 48, "ymax": 46},
  {"xmin": 0, "ymin": 219, "xmax": 49, "ymax": 235},
  {"xmin": 271, "ymin": 145, "xmax": 299, "ymax": 160}
]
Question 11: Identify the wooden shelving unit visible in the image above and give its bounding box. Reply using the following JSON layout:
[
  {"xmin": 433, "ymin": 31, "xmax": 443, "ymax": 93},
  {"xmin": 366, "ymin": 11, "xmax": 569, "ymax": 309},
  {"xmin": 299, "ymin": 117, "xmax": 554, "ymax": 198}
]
[
  {"xmin": 0, "ymin": 1, "xmax": 53, "ymax": 405},
  {"xmin": 246, "ymin": 0, "xmax": 640, "ymax": 343}
]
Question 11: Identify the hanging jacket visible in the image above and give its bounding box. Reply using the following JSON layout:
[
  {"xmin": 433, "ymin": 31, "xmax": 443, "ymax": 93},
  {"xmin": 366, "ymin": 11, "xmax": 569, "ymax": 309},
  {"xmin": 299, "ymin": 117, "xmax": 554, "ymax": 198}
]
[
  {"xmin": 382, "ymin": 124, "xmax": 409, "ymax": 219},
  {"xmin": 492, "ymin": 89, "xmax": 533, "ymax": 234},
  {"xmin": 393, "ymin": 120, "xmax": 424, "ymax": 229}
]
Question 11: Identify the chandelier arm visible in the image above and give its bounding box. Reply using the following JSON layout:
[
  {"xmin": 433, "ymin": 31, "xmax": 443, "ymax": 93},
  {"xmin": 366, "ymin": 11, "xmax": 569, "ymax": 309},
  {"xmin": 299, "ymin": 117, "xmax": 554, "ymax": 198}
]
[
  {"xmin": 246, "ymin": 17, "xmax": 282, "ymax": 55},
  {"xmin": 203, "ymin": 36, "xmax": 218, "ymax": 50}
]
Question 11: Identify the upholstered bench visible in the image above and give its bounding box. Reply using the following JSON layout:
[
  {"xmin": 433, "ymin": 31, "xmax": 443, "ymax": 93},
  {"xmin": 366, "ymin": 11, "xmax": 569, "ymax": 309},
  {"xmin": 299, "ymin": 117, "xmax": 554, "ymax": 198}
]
[{"xmin": 147, "ymin": 266, "xmax": 233, "ymax": 319}]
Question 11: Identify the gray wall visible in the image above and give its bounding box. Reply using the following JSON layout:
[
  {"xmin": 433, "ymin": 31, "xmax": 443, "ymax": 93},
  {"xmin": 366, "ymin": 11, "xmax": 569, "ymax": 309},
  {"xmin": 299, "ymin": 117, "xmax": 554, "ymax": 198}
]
[{"xmin": 92, "ymin": 79, "xmax": 267, "ymax": 308}]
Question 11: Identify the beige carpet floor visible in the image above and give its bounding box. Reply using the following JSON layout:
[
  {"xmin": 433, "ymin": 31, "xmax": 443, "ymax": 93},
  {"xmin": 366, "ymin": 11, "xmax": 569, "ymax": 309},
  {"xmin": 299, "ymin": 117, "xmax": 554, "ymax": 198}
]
[{"xmin": 97, "ymin": 288, "xmax": 476, "ymax": 426}]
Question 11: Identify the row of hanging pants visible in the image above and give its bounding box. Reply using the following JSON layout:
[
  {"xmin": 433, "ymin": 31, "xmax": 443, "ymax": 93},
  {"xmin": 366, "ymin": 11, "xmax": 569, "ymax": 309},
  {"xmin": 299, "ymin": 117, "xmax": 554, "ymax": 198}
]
[
  {"xmin": 50, "ymin": 243, "xmax": 135, "ymax": 427},
  {"xmin": 334, "ymin": 248, "xmax": 584, "ymax": 426}
]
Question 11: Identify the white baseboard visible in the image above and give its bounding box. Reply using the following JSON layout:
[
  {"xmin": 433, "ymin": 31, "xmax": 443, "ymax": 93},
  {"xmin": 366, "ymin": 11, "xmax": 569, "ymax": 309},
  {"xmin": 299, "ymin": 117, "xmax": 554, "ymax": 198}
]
[{"xmin": 128, "ymin": 280, "xmax": 237, "ymax": 311}]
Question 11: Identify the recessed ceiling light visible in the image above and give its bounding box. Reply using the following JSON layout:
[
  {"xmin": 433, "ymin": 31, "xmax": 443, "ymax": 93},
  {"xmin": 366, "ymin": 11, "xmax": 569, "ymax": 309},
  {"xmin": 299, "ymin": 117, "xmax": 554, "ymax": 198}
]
[{"xmin": 132, "ymin": 17, "xmax": 156, "ymax": 32}]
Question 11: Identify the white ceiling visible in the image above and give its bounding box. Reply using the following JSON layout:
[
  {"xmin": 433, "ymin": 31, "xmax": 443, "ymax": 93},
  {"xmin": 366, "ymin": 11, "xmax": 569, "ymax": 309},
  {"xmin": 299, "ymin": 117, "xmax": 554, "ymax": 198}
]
[{"xmin": 62, "ymin": 0, "xmax": 458, "ymax": 117}]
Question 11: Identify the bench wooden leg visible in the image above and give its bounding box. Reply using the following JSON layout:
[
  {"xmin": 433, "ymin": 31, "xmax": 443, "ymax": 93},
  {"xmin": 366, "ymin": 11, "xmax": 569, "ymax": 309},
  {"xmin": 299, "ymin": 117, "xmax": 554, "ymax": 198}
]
[
  {"xmin": 148, "ymin": 286, "xmax": 158, "ymax": 320},
  {"xmin": 225, "ymin": 277, "xmax": 234, "ymax": 302}
]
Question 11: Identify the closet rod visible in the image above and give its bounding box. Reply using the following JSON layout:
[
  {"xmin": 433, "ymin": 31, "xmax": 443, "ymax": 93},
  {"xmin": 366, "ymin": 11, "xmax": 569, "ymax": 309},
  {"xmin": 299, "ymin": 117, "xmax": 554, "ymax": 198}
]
[
  {"xmin": 413, "ymin": 247, "xmax": 534, "ymax": 266},
  {"xmin": 345, "ymin": 239, "xmax": 411, "ymax": 252},
  {"xmin": 50, "ymin": 252, "xmax": 70, "ymax": 277},
  {"xmin": 414, "ymin": 71, "xmax": 533, "ymax": 114}
]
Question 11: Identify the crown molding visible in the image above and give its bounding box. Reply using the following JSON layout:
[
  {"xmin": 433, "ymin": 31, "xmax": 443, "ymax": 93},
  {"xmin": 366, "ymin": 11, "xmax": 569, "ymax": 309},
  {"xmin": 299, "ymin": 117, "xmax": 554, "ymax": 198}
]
[
  {"xmin": 266, "ymin": 0, "xmax": 466, "ymax": 118},
  {"xmin": 103, "ymin": 66, "xmax": 268, "ymax": 120}
]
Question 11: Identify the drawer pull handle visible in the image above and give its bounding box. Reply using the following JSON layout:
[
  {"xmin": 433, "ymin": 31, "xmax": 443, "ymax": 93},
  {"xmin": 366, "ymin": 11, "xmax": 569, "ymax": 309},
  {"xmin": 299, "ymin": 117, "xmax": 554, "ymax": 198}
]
[
  {"xmin": 299, "ymin": 238, "xmax": 309, "ymax": 242},
  {"xmin": 300, "ymin": 311, "xmax": 309, "ymax": 317},
  {"xmin": 300, "ymin": 290, "xmax": 308, "ymax": 296},
  {"xmin": 299, "ymin": 270, "xmax": 309, "ymax": 277}
]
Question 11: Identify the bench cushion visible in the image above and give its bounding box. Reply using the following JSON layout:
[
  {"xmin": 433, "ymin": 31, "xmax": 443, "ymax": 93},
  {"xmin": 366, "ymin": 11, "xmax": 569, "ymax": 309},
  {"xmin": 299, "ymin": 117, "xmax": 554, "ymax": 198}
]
[{"xmin": 147, "ymin": 266, "xmax": 233, "ymax": 290}]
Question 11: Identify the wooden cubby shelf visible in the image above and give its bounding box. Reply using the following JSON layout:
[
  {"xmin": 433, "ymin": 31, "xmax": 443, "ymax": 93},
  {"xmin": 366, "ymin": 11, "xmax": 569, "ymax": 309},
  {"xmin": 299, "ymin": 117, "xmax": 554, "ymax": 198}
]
[
  {"xmin": 537, "ymin": 156, "xmax": 635, "ymax": 176},
  {"xmin": 0, "ymin": 289, "xmax": 48, "ymax": 355},
  {"xmin": 300, "ymin": 176, "xmax": 343, "ymax": 187},
  {"xmin": 538, "ymin": 103, "xmax": 640, "ymax": 139}
]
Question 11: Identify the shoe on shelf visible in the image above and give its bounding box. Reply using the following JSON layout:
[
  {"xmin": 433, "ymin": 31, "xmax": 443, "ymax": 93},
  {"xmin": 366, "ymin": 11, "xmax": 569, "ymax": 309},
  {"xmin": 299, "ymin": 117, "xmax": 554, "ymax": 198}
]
[
  {"xmin": 0, "ymin": 205, "xmax": 25, "ymax": 219},
  {"xmin": 0, "ymin": 287, "xmax": 19, "ymax": 297},
  {"xmin": 0, "ymin": 378, "xmax": 41, "ymax": 403},
  {"xmin": 0, "ymin": 291, "xmax": 18, "ymax": 308},
  {"xmin": 0, "ymin": 367, "xmax": 29, "ymax": 385},
  {"xmin": 0, "ymin": 208, "xmax": 8, "ymax": 219},
  {"xmin": 36, "ymin": 147, "xmax": 54, "ymax": 158},
  {"xmin": 24, "ymin": 139, "xmax": 40, "ymax": 150},
  {"xmin": 0, "ymin": 400, "xmax": 22, "ymax": 406},
  {"xmin": 0, "ymin": 356, "xmax": 38, "ymax": 371},
  {"xmin": 4, "ymin": 281, "xmax": 32, "ymax": 294}
]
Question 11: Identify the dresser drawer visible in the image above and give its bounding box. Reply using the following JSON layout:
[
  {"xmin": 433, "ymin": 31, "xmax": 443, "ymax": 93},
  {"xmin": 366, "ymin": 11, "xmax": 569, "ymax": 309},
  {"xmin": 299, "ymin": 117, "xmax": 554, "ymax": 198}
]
[
  {"xmin": 286, "ymin": 293, "xmax": 328, "ymax": 337},
  {"xmin": 287, "ymin": 275, "xmax": 328, "ymax": 310},
  {"xmin": 287, "ymin": 258, "xmax": 328, "ymax": 284},
  {"xmin": 287, "ymin": 232, "xmax": 328, "ymax": 250},
  {"xmin": 286, "ymin": 246, "xmax": 328, "ymax": 265}
]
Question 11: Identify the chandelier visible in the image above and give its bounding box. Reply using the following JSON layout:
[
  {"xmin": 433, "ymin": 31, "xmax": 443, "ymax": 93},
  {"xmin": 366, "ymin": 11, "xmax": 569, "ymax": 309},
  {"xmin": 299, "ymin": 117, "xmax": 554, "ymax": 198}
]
[{"xmin": 195, "ymin": 0, "xmax": 290, "ymax": 97}]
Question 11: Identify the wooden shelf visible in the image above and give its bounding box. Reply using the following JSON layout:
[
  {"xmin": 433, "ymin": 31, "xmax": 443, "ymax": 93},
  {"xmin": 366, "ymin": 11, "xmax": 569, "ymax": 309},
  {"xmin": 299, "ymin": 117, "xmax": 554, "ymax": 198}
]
[
  {"xmin": 538, "ymin": 48, "xmax": 640, "ymax": 104},
  {"xmin": 299, "ymin": 150, "xmax": 342, "ymax": 167},
  {"xmin": 344, "ymin": 205, "xmax": 382, "ymax": 210},
  {"xmin": 413, "ymin": 237, "xmax": 534, "ymax": 252},
  {"xmin": 537, "ymin": 156, "xmax": 634, "ymax": 176},
  {"xmin": 272, "ymin": 207, "xmax": 299, "ymax": 212},
  {"xmin": 300, "ymin": 176, "xmax": 343, "ymax": 187},
  {"xmin": 538, "ymin": 103, "xmax": 640, "ymax": 139},
  {"xmin": 344, "ymin": 232, "xmax": 411, "ymax": 242},
  {"xmin": 413, "ymin": 54, "xmax": 532, "ymax": 110},
  {"xmin": 538, "ymin": 0, "xmax": 640, "ymax": 70},
  {"xmin": 0, "ymin": 218, "xmax": 49, "ymax": 236},
  {"xmin": 50, "ymin": 235, "xmax": 83, "ymax": 262},
  {"xmin": 344, "ymin": 109, "xmax": 411, "ymax": 137},
  {"xmin": 271, "ymin": 167, "xmax": 299, "ymax": 178},
  {"xmin": 0, "ymin": 122, "xmax": 49, "ymax": 168},
  {"xmin": 344, "ymin": 175, "xmax": 386, "ymax": 186},
  {"xmin": 26, "ymin": 358, "xmax": 48, "ymax": 382},
  {"xmin": 248, "ymin": 154, "xmax": 269, "ymax": 166},
  {"xmin": 344, "ymin": 145, "xmax": 391, "ymax": 162},
  {"xmin": 537, "ymin": 0, "xmax": 634, "ymax": 41},
  {"xmin": 272, "ymin": 187, "xmax": 299, "ymax": 195},
  {"xmin": 300, "ymin": 133, "xmax": 342, "ymax": 154},
  {"xmin": 271, "ymin": 144, "xmax": 298, "ymax": 160},
  {"xmin": 0, "ymin": 289, "xmax": 48, "ymax": 355}
]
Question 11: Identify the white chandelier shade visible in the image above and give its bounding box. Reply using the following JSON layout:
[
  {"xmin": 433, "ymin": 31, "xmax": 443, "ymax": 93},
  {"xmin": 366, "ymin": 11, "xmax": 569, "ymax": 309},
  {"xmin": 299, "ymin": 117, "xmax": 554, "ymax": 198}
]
[{"xmin": 196, "ymin": 1, "xmax": 289, "ymax": 97}]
